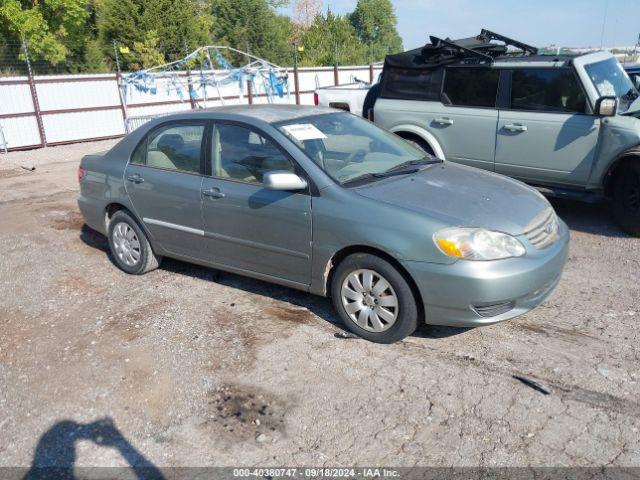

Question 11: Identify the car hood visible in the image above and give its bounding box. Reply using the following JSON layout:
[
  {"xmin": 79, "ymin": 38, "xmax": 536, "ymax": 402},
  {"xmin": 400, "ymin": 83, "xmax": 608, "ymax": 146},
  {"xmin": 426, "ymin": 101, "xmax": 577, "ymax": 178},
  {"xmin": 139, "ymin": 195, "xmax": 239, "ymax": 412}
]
[
  {"xmin": 353, "ymin": 162, "xmax": 551, "ymax": 235},
  {"xmin": 622, "ymin": 97, "xmax": 640, "ymax": 116}
]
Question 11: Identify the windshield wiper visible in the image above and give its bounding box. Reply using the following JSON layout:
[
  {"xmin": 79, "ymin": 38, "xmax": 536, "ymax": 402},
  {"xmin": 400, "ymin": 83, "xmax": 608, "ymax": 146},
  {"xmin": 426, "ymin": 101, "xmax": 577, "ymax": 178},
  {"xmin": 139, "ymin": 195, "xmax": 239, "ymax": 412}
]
[
  {"xmin": 341, "ymin": 158, "xmax": 443, "ymax": 186},
  {"xmin": 383, "ymin": 157, "xmax": 443, "ymax": 174}
]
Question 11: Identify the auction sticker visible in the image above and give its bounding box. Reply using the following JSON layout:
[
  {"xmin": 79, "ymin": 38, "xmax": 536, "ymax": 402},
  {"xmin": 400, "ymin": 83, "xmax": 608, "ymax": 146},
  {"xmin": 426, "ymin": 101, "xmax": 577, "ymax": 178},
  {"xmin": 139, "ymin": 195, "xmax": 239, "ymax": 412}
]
[{"xmin": 281, "ymin": 124, "xmax": 327, "ymax": 141}]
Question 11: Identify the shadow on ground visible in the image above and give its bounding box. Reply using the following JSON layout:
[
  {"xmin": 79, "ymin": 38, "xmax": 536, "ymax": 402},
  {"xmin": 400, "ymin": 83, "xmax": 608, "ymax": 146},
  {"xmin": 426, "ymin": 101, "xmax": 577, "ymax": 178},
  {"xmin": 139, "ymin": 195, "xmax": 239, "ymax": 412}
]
[
  {"xmin": 25, "ymin": 418, "xmax": 164, "ymax": 480},
  {"xmin": 78, "ymin": 225, "xmax": 476, "ymax": 342},
  {"xmin": 549, "ymin": 198, "xmax": 630, "ymax": 238}
]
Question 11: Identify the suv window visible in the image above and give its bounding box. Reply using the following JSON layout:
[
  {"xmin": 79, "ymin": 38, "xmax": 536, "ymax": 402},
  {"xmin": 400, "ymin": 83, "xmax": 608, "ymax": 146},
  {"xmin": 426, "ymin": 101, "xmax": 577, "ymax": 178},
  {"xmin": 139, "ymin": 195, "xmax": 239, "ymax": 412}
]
[
  {"xmin": 145, "ymin": 123, "xmax": 205, "ymax": 173},
  {"xmin": 381, "ymin": 67, "xmax": 443, "ymax": 101},
  {"xmin": 212, "ymin": 124, "xmax": 295, "ymax": 184},
  {"xmin": 511, "ymin": 69, "xmax": 586, "ymax": 113},
  {"xmin": 443, "ymin": 67, "xmax": 499, "ymax": 107}
]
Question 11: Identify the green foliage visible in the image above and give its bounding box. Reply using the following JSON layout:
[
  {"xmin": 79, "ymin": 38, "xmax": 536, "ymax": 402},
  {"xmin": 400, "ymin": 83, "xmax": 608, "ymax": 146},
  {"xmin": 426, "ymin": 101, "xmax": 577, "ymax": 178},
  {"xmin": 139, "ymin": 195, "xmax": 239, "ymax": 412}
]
[
  {"xmin": 129, "ymin": 30, "xmax": 165, "ymax": 69},
  {"xmin": 349, "ymin": 0, "xmax": 403, "ymax": 62},
  {"xmin": 0, "ymin": 0, "xmax": 68, "ymax": 63},
  {"xmin": 210, "ymin": 0, "xmax": 293, "ymax": 66},
  {"xmin": 97, "ymin": 0, "xmax": 212, "ymax": 69},
  {"xmin": 83, "ymin": 38, "xmax": 110, "ymax": 72},
  {"xmin": 298, "ymin": 10, "xmax": 366, "ymax": 67},
  {"xmin": 0, "ymin": 0, "xmax": 404, "ymax": 71}
]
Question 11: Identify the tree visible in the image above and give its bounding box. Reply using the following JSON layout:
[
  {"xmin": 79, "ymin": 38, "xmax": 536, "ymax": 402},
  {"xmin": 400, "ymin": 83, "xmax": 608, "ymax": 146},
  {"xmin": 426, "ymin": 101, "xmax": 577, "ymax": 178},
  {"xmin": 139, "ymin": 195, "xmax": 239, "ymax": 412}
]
[
  {"xmin": 0, "ymin": 0, "xmax": 89, "ymax": 64},
  {"xmin": 349, "ymin": 0, "xmax": 403, "ymax": 62},
  {"xmin": 210, "ymin": 0, "xmax": 293, "ymax": 66},
  {"xmin": 290, "ymin": 0, "xmax": 320, "ymax": 45},
  {"xmin": 299, "ymin": 10, "xmax": 367, "ymax": 67},
  {"xmin": 96, "ymin": 0, "xmax": 212, "ymax": 69}
]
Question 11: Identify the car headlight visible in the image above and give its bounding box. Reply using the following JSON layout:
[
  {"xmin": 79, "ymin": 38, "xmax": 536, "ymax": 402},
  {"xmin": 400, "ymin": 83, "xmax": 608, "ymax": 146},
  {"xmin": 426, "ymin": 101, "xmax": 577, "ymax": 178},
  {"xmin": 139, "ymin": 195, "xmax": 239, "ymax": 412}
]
[{"xmin": 433, "ymin": 227, "xmax": 526, "ymax": 261}]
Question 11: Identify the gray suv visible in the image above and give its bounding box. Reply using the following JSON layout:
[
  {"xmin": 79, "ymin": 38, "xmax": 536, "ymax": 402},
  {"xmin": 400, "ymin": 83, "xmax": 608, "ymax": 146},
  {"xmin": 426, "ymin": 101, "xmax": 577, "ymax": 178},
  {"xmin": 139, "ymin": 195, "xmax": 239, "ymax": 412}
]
[{"xmin": 373, "ymin": 30, "xmax": 640, "ymax": 235}]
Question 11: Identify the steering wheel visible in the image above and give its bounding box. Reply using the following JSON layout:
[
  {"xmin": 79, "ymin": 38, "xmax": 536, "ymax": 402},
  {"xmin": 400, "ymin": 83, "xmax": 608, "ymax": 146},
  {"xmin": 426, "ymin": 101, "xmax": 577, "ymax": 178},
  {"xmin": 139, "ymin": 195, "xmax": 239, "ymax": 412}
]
[{"xmin": 344, "ymin": 149, "xmax": 367, "ymax": 164}]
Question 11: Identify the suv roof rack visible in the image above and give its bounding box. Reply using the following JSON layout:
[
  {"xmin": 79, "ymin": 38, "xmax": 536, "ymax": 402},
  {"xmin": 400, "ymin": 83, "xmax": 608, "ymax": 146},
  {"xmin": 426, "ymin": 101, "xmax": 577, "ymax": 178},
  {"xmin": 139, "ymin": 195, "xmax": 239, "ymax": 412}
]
[
  {"xmin": 420, "ymin": 29, "xmax": 538, "ymax": 65},
  {"xmin": 477, "ymin": 29, "xmax": 538, "ymax": 56}
]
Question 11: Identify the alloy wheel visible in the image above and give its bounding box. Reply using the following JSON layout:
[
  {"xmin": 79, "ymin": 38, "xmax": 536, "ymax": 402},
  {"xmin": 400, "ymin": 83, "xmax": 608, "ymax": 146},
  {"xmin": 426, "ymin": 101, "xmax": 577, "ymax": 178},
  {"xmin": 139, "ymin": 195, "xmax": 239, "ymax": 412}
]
[
  {"xmin": 112, "ymin": 222, "xmax": 141, "ymax": 267},
  {"xmin": 340, "ymin": 269, "xmax": 399, "ymax": 332}
]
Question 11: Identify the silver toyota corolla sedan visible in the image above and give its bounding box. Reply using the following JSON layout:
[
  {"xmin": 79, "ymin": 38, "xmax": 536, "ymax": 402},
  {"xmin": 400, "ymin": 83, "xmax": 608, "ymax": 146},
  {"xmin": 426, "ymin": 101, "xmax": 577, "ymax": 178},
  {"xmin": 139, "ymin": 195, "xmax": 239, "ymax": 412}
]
[{"xmin": 78, "ymin": 105, "xmax": 569, "ymax": 343}]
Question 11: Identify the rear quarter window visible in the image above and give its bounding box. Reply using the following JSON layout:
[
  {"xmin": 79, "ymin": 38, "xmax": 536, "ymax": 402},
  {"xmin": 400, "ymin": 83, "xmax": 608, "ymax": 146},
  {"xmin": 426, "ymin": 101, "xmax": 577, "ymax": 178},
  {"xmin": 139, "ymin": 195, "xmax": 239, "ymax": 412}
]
[{"xmin": 381, "ymin": 67, "xmax": 443, "ymax": 101}]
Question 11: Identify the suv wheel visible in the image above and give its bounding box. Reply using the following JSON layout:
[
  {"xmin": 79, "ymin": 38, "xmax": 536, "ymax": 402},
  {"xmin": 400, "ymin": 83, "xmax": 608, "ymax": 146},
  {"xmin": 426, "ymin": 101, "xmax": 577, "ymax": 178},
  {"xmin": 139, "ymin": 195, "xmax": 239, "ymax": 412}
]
[
  {"xmin": 612, "ymin": 162, "xmax": 640, "ymax": 237},
  {"xmin": 107, "ymin": 210, "xmax": 161, "ymax": 274},
  {"xmin": 331, "ymin": 253, "xmax": 419, "ymax": 343}
]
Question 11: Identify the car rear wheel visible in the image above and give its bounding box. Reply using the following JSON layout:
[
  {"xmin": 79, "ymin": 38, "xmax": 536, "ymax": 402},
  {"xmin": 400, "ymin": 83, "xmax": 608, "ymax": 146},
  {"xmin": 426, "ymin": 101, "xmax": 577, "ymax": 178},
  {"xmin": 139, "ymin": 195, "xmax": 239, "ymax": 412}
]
[
  {"xmin": 612, "ymin": 162, "xmax": 640, "ymax": 237},
  {"xmin": 331, "ymin": 253, "xmax": 419, "ymax": 343},
  {"xmin": 107, "ymin": 210, "xmax": 161, "ymax": 274}
]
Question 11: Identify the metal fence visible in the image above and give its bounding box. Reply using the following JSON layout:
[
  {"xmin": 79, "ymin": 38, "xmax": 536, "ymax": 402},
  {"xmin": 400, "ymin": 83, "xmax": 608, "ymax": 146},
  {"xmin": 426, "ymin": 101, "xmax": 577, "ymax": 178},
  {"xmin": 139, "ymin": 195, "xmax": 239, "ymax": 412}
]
[{"xmin": 0, "ymin": 40, "xmax": 383, "ymax": 152}]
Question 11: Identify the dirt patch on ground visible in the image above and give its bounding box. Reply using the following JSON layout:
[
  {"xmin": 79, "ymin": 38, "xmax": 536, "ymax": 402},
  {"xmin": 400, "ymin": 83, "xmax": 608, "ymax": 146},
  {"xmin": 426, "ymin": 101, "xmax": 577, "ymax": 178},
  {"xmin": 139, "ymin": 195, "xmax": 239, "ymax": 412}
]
[
  {"xmin": 0, "ymin": 169, "xmax": 27, "ymax": 179},
  {"xmin": 48, "ymin": 210, "xmax": 85, "ymax": 231},
  {"xmin": 0, "ymin": 309, "xmax": 38, "ymax": 364},
  {"xmin": 205, "ymin": 384, "xmax": 289, "ymax": 445},
  {"xmin": 264, "ymin": 304, "xmax": 318, "ymax": 325},
  {"xmin": 101, "ymin": 301, "xmax": 169, "ymax": 343}
]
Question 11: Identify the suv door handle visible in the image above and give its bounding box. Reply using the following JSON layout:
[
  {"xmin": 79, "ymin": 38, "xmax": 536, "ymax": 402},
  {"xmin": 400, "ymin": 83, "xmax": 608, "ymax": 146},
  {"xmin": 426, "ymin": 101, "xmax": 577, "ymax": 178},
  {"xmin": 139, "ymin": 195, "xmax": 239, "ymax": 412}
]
[
  {"xmin": 202, "ymin": 187, "xmax": 225, "ymax": 199},
  {"xmin": 434, "ymin": 118, "xmax": 454, "ymax": 126},
  {"xmin": 126, "ymin": 174, "xmax": 144, "ymax": 184},
  {"xmin": 504, "ymin": 124, "xmax": 528, "ymax": 132}
]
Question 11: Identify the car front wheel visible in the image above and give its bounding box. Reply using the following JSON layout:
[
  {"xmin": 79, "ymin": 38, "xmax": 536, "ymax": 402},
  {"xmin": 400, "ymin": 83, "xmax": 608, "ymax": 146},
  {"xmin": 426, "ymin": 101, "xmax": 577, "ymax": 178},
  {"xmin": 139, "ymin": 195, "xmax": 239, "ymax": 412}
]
[
  {"xmin": 612, "ymin": 162, "xmax": 640, "ymax": 237},
  {"xmin": 107, "ymin": 210, "xmax": 161, "ymax": 274},
  {"xmin": 331, "ymin": 253, "xmax": 419, "ymax": 343}
]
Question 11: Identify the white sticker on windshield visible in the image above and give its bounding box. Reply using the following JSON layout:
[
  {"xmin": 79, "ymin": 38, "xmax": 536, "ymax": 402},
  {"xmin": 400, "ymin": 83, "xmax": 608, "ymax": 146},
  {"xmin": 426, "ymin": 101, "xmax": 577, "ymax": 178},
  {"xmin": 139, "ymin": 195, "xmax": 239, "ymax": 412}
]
[{"xmin": 281, "ymin": 124, "xmax": 327, "ymax": 141}]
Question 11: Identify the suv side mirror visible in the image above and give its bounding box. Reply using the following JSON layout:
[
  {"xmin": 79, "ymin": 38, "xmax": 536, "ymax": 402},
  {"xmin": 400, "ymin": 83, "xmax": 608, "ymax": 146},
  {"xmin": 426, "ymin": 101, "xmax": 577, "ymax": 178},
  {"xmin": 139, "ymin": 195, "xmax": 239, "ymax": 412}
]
[
  {"xmin": 595, "ymin": 96, "xmax": 618, "ymax": 116},
  {"xmin": 263, "ymin": 171, "xmax": 308, "ymax": 191}
]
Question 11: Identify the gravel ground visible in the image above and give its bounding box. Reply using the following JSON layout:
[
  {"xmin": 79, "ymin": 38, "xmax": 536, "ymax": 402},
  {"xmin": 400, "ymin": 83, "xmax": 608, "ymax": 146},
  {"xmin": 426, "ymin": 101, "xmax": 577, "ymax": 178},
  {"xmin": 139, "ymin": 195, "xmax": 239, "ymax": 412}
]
[{"xmin": 0, "ymin": 142, "xmax": 639, "ymax": 470}]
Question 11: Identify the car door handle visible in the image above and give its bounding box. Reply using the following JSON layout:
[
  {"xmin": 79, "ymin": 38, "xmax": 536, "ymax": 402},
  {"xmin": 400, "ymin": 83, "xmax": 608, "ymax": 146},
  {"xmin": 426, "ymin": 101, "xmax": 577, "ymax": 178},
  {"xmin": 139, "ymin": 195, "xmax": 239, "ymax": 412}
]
[
  {"xmin": 126, "ymin": 174, "xmax": 144, "ymax": 184},
  {"xmin": 202, "ymin": 188, "xmax": 225, "ymax": 199},
  {"xmin": 504, "ymin": 124, "xmax": 528, "ymax": 132},
  {"xmin": 434, "ymin": 118, "xmax": 454, "ymax": 126}
]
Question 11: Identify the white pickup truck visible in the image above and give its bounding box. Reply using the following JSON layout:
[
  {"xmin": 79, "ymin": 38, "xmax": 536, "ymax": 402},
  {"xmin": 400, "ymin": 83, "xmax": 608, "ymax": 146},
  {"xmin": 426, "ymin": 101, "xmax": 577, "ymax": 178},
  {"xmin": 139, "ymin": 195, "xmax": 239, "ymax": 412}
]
[{"xmin": 314, "ymin": 78, "xmax": 376, "ymax": 117}]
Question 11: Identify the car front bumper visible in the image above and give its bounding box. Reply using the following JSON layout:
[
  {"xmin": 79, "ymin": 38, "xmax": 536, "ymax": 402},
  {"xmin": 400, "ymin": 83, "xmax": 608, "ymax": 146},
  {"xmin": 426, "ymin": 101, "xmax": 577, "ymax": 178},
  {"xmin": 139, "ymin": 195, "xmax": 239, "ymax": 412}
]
[{"xmin": 402, "ymin": 219, "xmax": 570, "ymax": 327}]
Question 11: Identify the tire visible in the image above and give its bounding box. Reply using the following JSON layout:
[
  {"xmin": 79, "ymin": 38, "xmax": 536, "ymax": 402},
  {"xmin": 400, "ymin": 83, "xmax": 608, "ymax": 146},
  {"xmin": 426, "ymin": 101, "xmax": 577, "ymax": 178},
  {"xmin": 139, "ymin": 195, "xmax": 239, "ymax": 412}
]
[
  {"xmin": 107, "ymin": 210, "xmax": 161, "ymax": 274},
  {"xmin": 362, "ymin": 82, "xmax": 381, "ymax": 118},
  {"xmin": 611, "ymin": 162, "xmax": 640, "ymax": 237},
  {"xmin": 330, "ymin": 253, "xmax": 419, "ymax": 344}
]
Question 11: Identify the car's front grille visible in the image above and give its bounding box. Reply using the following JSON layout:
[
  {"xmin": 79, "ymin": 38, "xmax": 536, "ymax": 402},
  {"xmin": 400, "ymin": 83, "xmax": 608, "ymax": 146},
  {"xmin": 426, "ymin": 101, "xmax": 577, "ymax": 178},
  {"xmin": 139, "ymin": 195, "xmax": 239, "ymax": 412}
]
[
  {"xmin": 524, "ymin": 208, "xmax": 559, "ymax": 249},
  {"xmin": 472, "ymin": 301, "xmax": 516, "ymax": 318}
]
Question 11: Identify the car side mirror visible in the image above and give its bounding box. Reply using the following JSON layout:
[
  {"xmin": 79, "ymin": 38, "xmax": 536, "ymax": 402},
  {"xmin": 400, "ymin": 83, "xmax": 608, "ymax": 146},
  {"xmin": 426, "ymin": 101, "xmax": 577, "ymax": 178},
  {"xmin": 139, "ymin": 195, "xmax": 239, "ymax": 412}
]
[
  {"xmin": 595, "ymin": 96, "xmax": 618, "ymax": 116},
  {"xmin": 263, "ymin": 171, "xmax": 308, "ymax": 191}
]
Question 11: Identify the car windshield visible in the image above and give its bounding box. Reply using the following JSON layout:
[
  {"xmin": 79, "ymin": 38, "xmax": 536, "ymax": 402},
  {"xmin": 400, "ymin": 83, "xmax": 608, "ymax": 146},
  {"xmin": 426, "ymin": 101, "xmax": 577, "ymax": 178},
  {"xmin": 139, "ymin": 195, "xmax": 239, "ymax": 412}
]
[
  {"xmin": 276, "ymin": 112, "xmax": 434, "ymax": 185},
  {"xmin": 584, "ymin": 57, "xmax": 638, "ymax": 113}
]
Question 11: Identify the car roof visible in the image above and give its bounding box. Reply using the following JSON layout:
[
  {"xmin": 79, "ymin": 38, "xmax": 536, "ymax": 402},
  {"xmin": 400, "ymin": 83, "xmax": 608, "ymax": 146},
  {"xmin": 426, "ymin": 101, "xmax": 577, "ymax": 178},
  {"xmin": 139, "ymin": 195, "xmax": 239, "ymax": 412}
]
[{"xmin": 169, "ymin": 104, "xmax": 338, "ymax": 124}]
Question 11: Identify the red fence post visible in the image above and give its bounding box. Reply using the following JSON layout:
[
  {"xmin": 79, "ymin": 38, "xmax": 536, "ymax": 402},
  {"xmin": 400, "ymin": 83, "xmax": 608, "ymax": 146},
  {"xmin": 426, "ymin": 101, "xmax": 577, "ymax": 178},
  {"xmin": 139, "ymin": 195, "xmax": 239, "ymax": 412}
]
[
  {"xmin": 22, "ymin": 39, "xmax": 46, "ymax": 147},
  {"xmin": 369, "ymin": 63, "xmax": 374, "ymax": 83},
  {"xmin": 333, "ymin": 64, "xmax": 339, "ymax": 86},
  {"xmin": 115, "ymin": 72, "xmax": 126, "ymax": 120},
  {"xmin": 247, "ymin": 79, "xmax": 253, "ymax": 105}
]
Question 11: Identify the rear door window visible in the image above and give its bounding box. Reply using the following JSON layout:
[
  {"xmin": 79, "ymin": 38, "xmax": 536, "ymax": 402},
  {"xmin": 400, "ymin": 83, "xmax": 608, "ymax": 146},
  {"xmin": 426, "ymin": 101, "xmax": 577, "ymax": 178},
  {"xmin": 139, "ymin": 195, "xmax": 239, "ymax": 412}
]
[
  {"xmin": 443, "ymin": 67, "xmax": 499, "ymax": 108},
  {"xmin": 510, "ymin": 69, "xmax": 586, "ymax": 113},
  {"xmin": 145, "ymin": 123, "xmax": 205, "ymax": 174}
]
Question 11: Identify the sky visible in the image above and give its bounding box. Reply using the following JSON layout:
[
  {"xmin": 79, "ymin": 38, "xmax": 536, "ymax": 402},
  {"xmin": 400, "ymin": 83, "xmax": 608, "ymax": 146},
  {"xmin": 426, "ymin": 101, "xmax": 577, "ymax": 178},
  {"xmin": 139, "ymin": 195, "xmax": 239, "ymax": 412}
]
[{"xmin": 308, "ymin": 0, "xmax": 640, "ymax": 50}]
